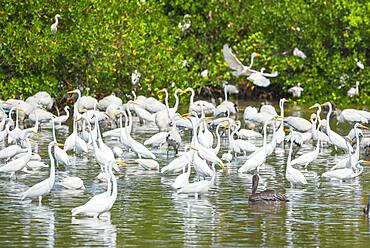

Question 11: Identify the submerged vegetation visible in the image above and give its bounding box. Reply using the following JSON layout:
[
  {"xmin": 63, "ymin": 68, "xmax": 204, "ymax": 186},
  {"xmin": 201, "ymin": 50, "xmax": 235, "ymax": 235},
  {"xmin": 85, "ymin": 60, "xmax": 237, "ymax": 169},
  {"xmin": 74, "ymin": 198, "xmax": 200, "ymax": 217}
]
[{"xmin": 0, "ymin": 0, "xmax": 369, "ymax": 105}]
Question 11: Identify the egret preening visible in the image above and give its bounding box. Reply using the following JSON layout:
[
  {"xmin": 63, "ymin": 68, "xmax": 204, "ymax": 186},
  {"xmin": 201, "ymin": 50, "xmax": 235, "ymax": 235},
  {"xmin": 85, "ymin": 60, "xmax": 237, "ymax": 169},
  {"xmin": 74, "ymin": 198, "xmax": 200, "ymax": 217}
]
[{"xmin": 51, "ymin": 14, "xmax": 60, "ymax": 34}]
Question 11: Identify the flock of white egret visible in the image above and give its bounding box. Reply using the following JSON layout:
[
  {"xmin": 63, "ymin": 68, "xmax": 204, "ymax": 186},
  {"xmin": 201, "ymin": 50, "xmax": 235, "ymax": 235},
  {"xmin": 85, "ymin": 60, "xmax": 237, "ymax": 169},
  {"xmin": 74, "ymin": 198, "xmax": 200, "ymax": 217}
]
[{"xmin": 0, "ymin": 85, "xmax": 369, "ymax": 218}]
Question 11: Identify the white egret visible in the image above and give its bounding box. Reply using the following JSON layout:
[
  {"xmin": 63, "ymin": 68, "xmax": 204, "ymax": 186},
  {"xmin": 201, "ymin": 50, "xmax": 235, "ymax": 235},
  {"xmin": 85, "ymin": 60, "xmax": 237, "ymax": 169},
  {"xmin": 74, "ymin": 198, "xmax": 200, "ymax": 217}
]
[
  {"xmin": 336, "ymin": 108, "xmax": 369, "ymax": 124},
  {"xmin": 177, "ymin": 163, "xmax": 221, "ymax": 199},
  {"xmin": 238, "ymin": 120, "xmax": 269, "ymax": 173},
  {"xmin": 185, "ymin": 87, "xmax": 215, "ymax": 115},
  {"xmin": 222, "ymin": 44, "xmax": 258, "ymax": 76},
  {"xmin": 285, "ymin": 116, "xmax": 311, "ymax": 132},
  {"xmin": 290, "ymin": 122, "xmax": 322, "ymax": 168},
  {"xmin": 288, "ymin": 83, "xmax": 304, "ymax": 98},
  {"xmin": 136, "ymin": 159, "xmax": 159, "ymax": 170},
  {"xmin": 347, "ymin": 81, "xmax": 359, "ymax": 98},
  {"xmin": 98, "ymin": 93, "xmax": 123, "ymax": 111},
  {"xmin": 171, "ymin": 152, "xmax": 193, "ymax": 189},
  {"xmin": 0, "ymin": 144, "xmax": 27, "ymax": 160},
  {"xmin": 355, "ymin": 58, "xmax": 364, "ymax": 70},
  {"xmin": 52, "ymin": 121, "xmax": 71, "ymax": 166},
  {"xmin": 60, "ymin": 177, "xmax": 85, "ymax": 190},
  {"xmin": 20, "ymin": 141, "xmax": 59, "ymax": 204},
  {"xmin": 323, "ymin": 102, "xmax": 353, "ymax": 152},
  {"xmin": 322, "ymin": 160, "xmax": 368, "ymax": 181},
  {"xmin": 52, "ymin": 106, "xmax": 70, "ymax": 126},
  {"xmin": 72, "ymin": 161, "xmax": 120, "ymax": 218},
  {"xmin": 50, "ymin": 14, "xmax": 60, "ymax": 33},
  {"xmin": 285, "ymin": 140, "xmax": 307, "ymax": 187},
  {"xmin": 276, "ymin": 98, "xmax": 287, "ymax": 144},
  {"xmin": 247, "ymin": 67, "xmax": 278, "ymax": 87},
  {"xmin": 144, "ymin": 132, "xmax": 168, "ymax": 147},
  {"xmin": 0, "ymin": 138, "xmax": 32, "ymax": 178},
  {"xmin": 229, "ymin": 123, "xmax": 257, "ymax": 156},
  {"xmin": 293, "ymin": 48, "xmax": 307, "ymax": 59}
]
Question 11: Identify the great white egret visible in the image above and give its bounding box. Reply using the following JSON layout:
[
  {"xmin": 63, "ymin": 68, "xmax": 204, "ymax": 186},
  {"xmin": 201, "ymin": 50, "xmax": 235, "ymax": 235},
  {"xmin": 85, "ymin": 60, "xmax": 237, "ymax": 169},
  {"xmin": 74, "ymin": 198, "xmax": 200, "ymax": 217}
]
[
  {"xmin": 336, "ymin": 108, "xmax": 369, "ymax": 124},
  {"xmin": 347, "ymin": 81, "xmax": 359, "ymax": 98},
  {"xmin": 222, "ymin": 44, "xmax": 258, "ymax": 76},
  {"xmin": 135, "ymin": 159, "xmax": 159, "ymax": 170},
  {"xmin": 177, "ymin": 163, "xmax": 221, "ymax": 199},
  {"xmin": 20, "ymin": 141, "xmax": 60, "ymax": 204},
  {"xmin": 293, "ymin": 48, "xmax": 307, "ymax": 59},
  {"xmin": 276, "ymin": 98, "xmax": 287, "ymax": 144},
  {"xmin": 0, "ymin": 138, "xmax": 32, "ymax": 178},
  {"xmin": 247, "ymin": 68, "xmax": 278, "ymax": 87},
  {"xmin": 71, "ymin": 161, "xmax": 120, "ymax": 218},
  {"xmin": 249, "ymin": 175, "xmax": 289, "ymax": 202},
  {"xmin": 51, "ymin": 14, "xmax": 60, "ymax": 33},
  {"xmin": 52, "ymin": 106, "xmax": 70, "ymax": 126},
  {"xmin": 288, "ymin": 83, "xmax": 304, "ymax": 98},
  {"xmin": 285, "ymin": 140, "xmax": 307, "ymax": 187},
  {"xmin": 322, "ymin": 102, "xmax": 353, "ymax": 152},
  {"xmin": 355, "ymin": 58, "xmax": 364, "ymax": 70},
  {"xmin": 238, "ymin": 120, "xmax": 269, "ymax": 173}
]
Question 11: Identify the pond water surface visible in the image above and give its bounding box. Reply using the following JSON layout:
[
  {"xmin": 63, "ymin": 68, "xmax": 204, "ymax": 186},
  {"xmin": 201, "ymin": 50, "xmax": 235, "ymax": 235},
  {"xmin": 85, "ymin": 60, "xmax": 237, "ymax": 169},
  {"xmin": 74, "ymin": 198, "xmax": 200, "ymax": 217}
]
[{"xmin": 0, "ymin": 101, "xmax": 369, "ymax": 247}]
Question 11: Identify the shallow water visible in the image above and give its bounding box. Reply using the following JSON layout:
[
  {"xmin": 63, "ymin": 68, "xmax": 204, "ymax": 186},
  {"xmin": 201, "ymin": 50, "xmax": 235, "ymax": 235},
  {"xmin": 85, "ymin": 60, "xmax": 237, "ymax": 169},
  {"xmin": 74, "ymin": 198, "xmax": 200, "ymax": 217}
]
[{"xmin": 0, "ymin": 101, "xmax": 369, "ymax": 247}]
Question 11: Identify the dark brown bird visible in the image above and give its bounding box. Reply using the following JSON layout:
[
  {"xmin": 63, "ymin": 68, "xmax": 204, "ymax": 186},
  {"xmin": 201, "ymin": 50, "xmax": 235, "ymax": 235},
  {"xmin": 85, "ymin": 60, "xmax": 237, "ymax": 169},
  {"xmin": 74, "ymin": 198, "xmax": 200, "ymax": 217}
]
[
  {"xmin": 363, "ymin": 194, "xmax": 369, "ymax": 216},
  {"xmin": 249, "ymin": 175, "xmax": 289, "ymax": 202}
]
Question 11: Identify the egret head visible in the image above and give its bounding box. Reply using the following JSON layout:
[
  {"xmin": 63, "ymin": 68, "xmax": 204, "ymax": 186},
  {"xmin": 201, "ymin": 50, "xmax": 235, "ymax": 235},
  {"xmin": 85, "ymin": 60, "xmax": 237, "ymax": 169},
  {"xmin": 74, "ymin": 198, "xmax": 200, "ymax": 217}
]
[{"xmin": 55, "ymin": 14, "xmax": 61, "ymax": 19}]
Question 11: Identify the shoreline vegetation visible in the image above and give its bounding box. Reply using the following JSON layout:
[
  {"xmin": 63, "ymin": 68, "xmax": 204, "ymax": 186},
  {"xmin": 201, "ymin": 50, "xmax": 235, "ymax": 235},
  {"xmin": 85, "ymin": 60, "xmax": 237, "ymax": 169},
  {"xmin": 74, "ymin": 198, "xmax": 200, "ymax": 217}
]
[{"xmin": 0, "ymin": 1, "xmax": 368, "ymax": 107}]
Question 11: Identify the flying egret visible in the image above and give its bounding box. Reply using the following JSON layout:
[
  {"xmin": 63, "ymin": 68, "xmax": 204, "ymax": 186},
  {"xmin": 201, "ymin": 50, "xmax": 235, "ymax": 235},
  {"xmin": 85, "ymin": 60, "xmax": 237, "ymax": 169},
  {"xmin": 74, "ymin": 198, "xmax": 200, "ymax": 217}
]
[
  {"xmin": 247, "ymin": 68, "xmax": 278, "ymax": 87},
  {"xmin": 222, "ymin": 44, "xmax": 258, "ymax": 76}
]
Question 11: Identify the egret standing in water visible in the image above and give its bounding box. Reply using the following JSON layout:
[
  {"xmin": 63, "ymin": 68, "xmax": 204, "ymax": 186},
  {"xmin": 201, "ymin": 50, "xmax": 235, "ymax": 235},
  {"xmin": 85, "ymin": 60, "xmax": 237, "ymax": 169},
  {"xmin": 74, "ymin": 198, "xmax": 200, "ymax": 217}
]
[{"xmin": 20, "ymin": 141, "xmax": 61, "ymax": 204}]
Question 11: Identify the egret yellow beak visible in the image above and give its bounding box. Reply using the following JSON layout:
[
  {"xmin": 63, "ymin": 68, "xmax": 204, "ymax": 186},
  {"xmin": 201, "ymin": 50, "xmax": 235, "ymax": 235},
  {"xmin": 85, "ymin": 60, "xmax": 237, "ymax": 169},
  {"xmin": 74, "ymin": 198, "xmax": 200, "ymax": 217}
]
[
  {"xmin": 219, "ymin": 162, "xmax": 226, "ymax": 169},
  {"xmin": 190, "ymin": 146, "xmax": 199, "ymax": 151},
  {"xmin": 181, "ymin": 112, "xmax": 191, "ymax": 117},
  {"xmin": 308, "ymin": 105, "xmax": 316, "ymax": 109},
  {"xmin": 67, "ymin": 89, "xmax": 78, "ymax": 94},
  {"xmin": 273, "ymin": 116, "xmax": 283, "ymax": 120},
  {"xmin": 359, "ymin": 160, "xmax": 370, "ymax": 165},
  {"xmin": 358, "ymin": 124, "xmax": 369, "ymax": 130},
  {"xmin": 32, "ymin": 130, "xmax": 42, "ymax": 136},
  {"xmin": 57, "ymin": 143, "xmax": 64, "ymax": 147},
  {"xmin": 180, "ymin": 90, "xmax": 187, "ymax": 95},
  {"xmin": 116, "ymin": 161, "xmax": 128, "ymax": 166},
  {"xmin": 115, "ymin": 111, "xmax": 122, "ymax": 117},
  {"xmin": 203, "ymin": 116, "xmax": 214, "ymax": 120}
]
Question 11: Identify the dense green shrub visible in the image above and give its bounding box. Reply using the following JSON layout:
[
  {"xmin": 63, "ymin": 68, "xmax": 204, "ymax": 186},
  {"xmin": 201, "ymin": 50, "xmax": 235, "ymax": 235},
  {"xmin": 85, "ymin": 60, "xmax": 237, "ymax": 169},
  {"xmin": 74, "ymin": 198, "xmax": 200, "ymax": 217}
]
[{"xmin": 0, "ymin": 0, "xmax": 369, "ymax": 106}]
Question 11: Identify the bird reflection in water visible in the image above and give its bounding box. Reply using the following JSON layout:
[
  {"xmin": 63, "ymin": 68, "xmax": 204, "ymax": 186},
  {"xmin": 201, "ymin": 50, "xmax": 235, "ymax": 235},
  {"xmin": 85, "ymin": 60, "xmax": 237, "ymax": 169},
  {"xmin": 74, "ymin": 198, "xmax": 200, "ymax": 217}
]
[{"xmin": 71, "ymin": 217, "xmax": 117, "ymax": 247}]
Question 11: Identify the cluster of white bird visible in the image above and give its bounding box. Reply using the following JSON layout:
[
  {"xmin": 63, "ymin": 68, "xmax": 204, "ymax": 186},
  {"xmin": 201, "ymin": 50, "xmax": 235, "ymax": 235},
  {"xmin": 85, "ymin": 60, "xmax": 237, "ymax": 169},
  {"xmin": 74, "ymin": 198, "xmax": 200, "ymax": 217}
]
[
  {"xmin": 223, "ymin": 44, "xmax": 365, "ymax": 99},
  {"xmin": 0, "ymin": 85, "xmax": 369, "ymax": 218}
]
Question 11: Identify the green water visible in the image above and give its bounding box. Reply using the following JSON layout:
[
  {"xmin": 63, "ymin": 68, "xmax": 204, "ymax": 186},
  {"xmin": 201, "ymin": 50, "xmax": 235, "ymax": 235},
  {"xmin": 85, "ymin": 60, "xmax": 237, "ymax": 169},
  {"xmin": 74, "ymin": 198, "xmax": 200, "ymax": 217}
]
[{"xmin": 0, "ymin": 101, "xmax": 369, "ymax": 247}]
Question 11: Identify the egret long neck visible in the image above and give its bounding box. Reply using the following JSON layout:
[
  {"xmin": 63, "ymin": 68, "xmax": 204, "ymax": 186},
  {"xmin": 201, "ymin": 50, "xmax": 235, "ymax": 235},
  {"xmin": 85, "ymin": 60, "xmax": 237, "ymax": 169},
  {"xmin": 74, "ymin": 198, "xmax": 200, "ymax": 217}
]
[
  {"xmin": 354, "ymin": 127, "xmax": 360, "ymax": 159},
  {"xmin": 173, "ymin": 90, "xmax": 180, "ymax": 112},
  {"xmin": 48, "ymin": 143, "xmax": 56, "ymax": 187},
  {"xmin": 108, "ymin": 163, "xmax": 117, "ymax": 198},
  {"xmin": 263, "ymin": 121, "xmax": 268, "ymax": 152},
  {"xmin": 224, "ymin": 85, "xmax": 228, "ymax": 102},
  {"xmin": 326, "ymin": 103, "xmax": 332, "ymax": 132},
  {"xmin": 249, "ymin": 54, "xmax": 255, "ymax": 68},
  {"xmin": 213, "ymin": 124, "xmax": 221, "ymax": 153},
  {"xmin": 287, "ymin": 141, "xmax": 294, "ymax": 168}
]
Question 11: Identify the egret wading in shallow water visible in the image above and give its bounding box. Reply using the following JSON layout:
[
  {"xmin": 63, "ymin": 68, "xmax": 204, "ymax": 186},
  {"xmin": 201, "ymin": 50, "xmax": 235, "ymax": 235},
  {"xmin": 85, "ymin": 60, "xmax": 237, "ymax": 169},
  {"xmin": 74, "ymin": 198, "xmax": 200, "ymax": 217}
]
[
  {"xmin": 322, "ymin": 102, "xmax": 353, "ymax": 152},
  {"xmin": 286, "ymin": 139, "xmax": 307, "ymax": 188},
  {"xmin": 20, "ymin": 141, "xmax": 62, "ymax": 204}
]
